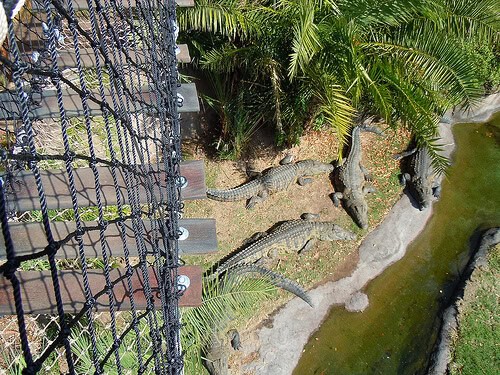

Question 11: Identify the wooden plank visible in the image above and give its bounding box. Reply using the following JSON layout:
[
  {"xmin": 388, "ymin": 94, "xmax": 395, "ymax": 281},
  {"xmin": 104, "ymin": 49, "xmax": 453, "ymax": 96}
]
[
  {"xmin": 31, "ymin": 0, "xmax": 195, "ymax": 11},
  {"xmin": 175, "ymin": 0, "xmax": 195, "ymax": 6},
  {"xmin": 9, "ymin": 160, "xmax": 207, "ymax": 212},
  {"xmin": 0, "ymin": 218, "xmax": 217, "ymax": 259},
  {"xmin": 46, "ymin": 44, "xmax": 191, "ymax": 68},
  {"xmin": 0, "ymin": 83, "xmax": 200, "ymax": 120},
  {"xmin": 0, "ymin": 265, "xmax": 202, "ymax": 315}
]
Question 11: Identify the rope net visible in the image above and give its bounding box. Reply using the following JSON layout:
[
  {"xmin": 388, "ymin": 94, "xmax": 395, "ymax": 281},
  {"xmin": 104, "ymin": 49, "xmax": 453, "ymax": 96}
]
[{"xmin": 0, "ymin": 0, "xmax": 185, "ymax": 373}]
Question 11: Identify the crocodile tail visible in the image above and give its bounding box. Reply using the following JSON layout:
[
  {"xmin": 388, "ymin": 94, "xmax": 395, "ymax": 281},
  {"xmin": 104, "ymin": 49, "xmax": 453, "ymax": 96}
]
[
  {"xmin": 228, "ymin": 264, "xmax": 313, "ymax": 307},
  {"xmin": 206, "ymin": 179, "xmax": 263, "ymax": 202},
  {"xmin": 358, "ymin": 124, "xmax": 384, "ymax": 137},
  {"xmin": 214, "ymin": 252, "xmax": 246, "ymax": 275}
]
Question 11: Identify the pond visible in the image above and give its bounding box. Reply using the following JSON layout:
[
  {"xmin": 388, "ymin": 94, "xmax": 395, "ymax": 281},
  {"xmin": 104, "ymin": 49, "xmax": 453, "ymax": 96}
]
[{"xmin": 293, "ymin": 113, "xmax": 500, "ymax": 375}]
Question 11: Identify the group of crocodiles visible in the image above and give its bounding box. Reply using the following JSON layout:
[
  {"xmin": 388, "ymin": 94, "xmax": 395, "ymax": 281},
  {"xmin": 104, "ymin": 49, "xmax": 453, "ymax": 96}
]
[
  {"xmin": 208, "ymin": 124, "xmax": 439, "ymax": 222},
  {"xmin": 203, "ymin": 125, "xmax": 442, "ymax": 374}
]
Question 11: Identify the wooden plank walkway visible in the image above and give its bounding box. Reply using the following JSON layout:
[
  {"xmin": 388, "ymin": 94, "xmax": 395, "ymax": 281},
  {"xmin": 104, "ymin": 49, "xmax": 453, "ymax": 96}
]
[
  {"xmin": 1, "ymin": 0, "xmax": 209, "ymax": 314},
  {"xmin": 0, "ymin": 265, "xmax": 202, "ymax": 314},
  {"xmin": 9, "ymin": 160, "xmax": 206, "ymax": 211},
  {"xmin": 0, "ymin": 83, "xmax": 200, "ymax": 120},
  {"xmin": 0, "ymin": 218, "xmax": 217, "ymax": 258}
]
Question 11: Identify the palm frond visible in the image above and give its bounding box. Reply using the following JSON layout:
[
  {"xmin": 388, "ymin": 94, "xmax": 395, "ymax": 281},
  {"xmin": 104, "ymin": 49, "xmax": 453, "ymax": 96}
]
[
  {"xmin": 382, "ymin": 67, "xmax": 451, "ymax": 172},
  {"xmin": 364, "ymin": 24, "xmax": 483, "ymax": 108},
  {"xmin": 288, "ymin": 1, "xmax": 322, "ymax": 79},
  {"xmin": 177, "ymin": 0, "xmax": 260, "ymax": 39},
  {"xmin": 181, "ymin": 273, "xmax": 276, "ymax": 369},
  {"xmin": 423, "ymin": 0, "xmax": 500, "ymax": 43},
  {"xmin": 417, "ymin": 136, "xmax": 451, "ymax": 176},
  {"xmin": 337, "ymin": 0, "xmax": 423, "ymax": 27},
  {"xmin": 358, "ymin": 63, "xmax": 394, "ymax": 122},
  {"xmin": 312, "ymin": 75, "xmax": 356, "ymax": 157},
  {"xmin": 201, "ymin": 45, "xmax": 252, "ymax": 73}
]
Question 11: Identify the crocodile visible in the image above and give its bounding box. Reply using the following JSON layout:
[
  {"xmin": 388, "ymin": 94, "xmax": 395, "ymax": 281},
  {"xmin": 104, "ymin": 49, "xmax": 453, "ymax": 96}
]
[
  {"xmin": 214, "ymin": 214, "xmax": 356, "ymax": 275},
  {"xmin": 228, "ymin": 263, "xmax": 313, "ymax": 306},
  {"xmin": 332, "ymin": 125, "xmax": 381, "ymax": 229},
  {"xmin": 203, "ymin": 333, "xmax": 231, "ymax": 375},
  {"xmin": 227, "ymin": 329, "xmax": 241, "ymax": 351},
  {"xmin": 395, "ymin": 146, "xmax": 441, "ymax": 210},
  {"xmin": 207, "ymin": 158, "xmax": 334, "ymax": 209}
]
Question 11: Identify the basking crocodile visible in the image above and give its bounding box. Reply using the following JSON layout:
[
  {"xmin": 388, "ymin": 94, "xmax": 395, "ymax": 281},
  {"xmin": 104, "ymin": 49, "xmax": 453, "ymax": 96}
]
[
  {"xmin": 332, "ymin": 125, "xmax": 381, "ymax": 229},
  {"xmin": 395, "ymin": 146, "xmax": 441, "ymax": 210},
  {"xmin": 229, "ymin": 263, "xmax": 313, "ymax": 306},
  {"xmin": 203, "ymin": 332, "xmax": 231, "ymax": 375},
  {"xmin": 214, "ymin": 214, "xmax": 356, "ymax": 275},
  {"xmin": 207, "ymin": 158, "xmax": 334, "ymax": 209}
]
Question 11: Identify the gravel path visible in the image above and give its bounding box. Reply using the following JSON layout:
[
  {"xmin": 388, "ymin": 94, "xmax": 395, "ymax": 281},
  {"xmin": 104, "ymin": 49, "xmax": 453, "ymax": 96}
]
[{"xmin": 240, "ymin": 93, "xmax": 500, "ymax": 375}]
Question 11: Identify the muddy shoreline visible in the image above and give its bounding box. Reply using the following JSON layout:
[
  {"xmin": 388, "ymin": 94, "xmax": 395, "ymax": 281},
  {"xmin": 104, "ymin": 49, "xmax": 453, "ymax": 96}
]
[{"xmin": 239, "ymin": 93, "xmax": 500, "ymax": 375}]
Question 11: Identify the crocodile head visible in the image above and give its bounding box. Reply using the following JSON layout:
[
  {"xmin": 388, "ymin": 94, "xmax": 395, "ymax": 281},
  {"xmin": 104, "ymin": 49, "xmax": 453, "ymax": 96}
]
[
  {"xmin": 409, "ymin": 177, "xmax": 433, "ymax": 210},
  {"xmin": 318, "ymin": 223, "xmax": 357, "ymax": 241},
  {"xmin": 298, "ymin": 160, "xmax": 335, "ymax": 174},
  {"xmin": 344, "ymin": 191, "xmax": 369, "ymax": 229}
]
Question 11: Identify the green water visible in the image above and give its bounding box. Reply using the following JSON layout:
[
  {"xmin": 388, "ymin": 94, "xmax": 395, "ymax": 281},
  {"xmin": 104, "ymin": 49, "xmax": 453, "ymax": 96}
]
[{"xmin": 294, "ymin": 114, "xmax": 500, "ymax": 375}]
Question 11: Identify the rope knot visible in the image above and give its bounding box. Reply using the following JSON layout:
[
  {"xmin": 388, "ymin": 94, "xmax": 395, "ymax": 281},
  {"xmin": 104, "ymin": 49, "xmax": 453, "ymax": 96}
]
[
  {"xmin": 100, "ymin": 102, "xmax": 109, "ymax": 115},
  {"xmin": 125, "ymin": 268, "xmax": 134, "ymax": 278},
  {"xmin": 84, "ymin": 297, "xmax": 97, "ymax": 309},
  {"xmin": 112, "ymin": 338, "xmax": 122, "ymax": 350},
  {"xmin": 2, "ymin": 258, "xmax": 20, "ymax": 279},
  {"xmin": 14, "ymin": 62, "xmax": 29, "ymax": 75},
  {"xmin": 75, "ymin": 227, "xmax": 85, "ymax": 241},
  {"xmin": 80, "ymin": 89, "xmax": 92, "ymax": 101},
  {"xmin": 98, "ymin": 220, "xmax": 108, "ymax": 230},
  {"xmin": 67, "ymin": 18, "xmax": 78, "ymax": 29},
  {"xmin": 45, "ymin": 241, "xmax": 59, "ymax": 257},
  {"xmin": 50, "ymin": 73, "xmax": 61, "ymax": 85},
  {"xmin": 64, "ymin": 151, "xmax": 75, "ymax": 162},
  {"xmin": 105, "ymin": 281, "xmax": 113, "ymax": 292}
]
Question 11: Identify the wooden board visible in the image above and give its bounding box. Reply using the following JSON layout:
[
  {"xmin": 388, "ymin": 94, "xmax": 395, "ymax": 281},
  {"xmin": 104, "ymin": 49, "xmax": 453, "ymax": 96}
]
[
  {"xmin": 8, "ymin": 160, "xmax": 207, "ymax": 212},
  {"xmin": 0, "ymin": 218, "xmax": 217, "ymax": 258},
  {"xmin": 0, "ymin": 83, "xmax": 200, "ymax": 120},
  {"xmin": 0, "ymin": 265, "xmax": 202, "ymax": 315},
  {"xmin": 52, "ymin": 44, "xmax": 191, "ymax": 68}
]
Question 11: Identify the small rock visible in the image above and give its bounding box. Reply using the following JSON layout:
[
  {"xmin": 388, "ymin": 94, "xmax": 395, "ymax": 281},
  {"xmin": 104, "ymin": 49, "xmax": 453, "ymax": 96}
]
[{"xmin": 345, "ymin": 292, "xmax": 369, "ymax": 312}]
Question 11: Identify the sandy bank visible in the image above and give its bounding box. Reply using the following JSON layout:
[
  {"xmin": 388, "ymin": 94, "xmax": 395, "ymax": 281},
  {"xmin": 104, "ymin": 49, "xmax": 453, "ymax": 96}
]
[{"xmin": 239, "ymin": 93, "xmax": 500, "ymax": 375}]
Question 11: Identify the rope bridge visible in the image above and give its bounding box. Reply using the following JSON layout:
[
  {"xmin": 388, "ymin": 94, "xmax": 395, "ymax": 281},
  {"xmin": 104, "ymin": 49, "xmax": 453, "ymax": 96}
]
[{"xmin": 0, "ymin": 0, "xmax": 214, "ymax": 373}]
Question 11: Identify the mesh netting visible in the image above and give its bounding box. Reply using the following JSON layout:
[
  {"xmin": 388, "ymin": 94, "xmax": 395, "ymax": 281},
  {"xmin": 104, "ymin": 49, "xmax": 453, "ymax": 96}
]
[{"xmin": 0, "ymin": 0, "xmax": 185, "ymax": 373}]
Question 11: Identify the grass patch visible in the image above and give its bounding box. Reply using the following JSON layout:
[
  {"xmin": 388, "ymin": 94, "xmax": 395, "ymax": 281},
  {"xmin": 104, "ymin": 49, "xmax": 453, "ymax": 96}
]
[
  {"xmin": 449, "ymin": 245, "xmax": 500, "ymax": 375},
  {"xmin": 203, "ymin": 160, "xmax": 219, "ymax": 189}
]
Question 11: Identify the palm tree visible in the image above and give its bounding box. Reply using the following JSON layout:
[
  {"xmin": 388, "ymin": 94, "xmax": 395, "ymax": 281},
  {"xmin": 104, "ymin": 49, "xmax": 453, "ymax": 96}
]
[{"xmin": 178, "ymin": 0, "xmax": 499, "ymax": 167}]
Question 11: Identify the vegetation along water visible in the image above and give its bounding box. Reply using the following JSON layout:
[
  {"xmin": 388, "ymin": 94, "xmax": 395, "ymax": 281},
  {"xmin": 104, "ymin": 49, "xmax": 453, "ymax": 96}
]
[{"xmin": 293, "ymin": 113, "xmax": 500, "ymax": 374}]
